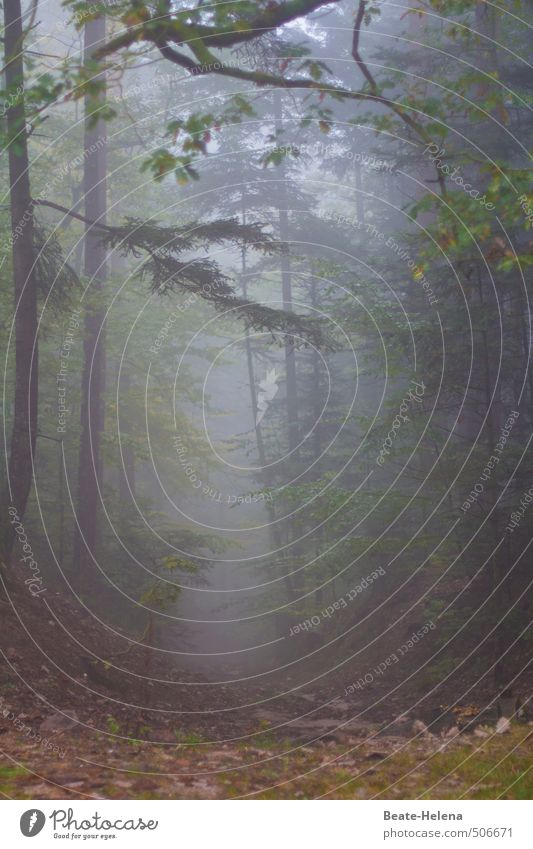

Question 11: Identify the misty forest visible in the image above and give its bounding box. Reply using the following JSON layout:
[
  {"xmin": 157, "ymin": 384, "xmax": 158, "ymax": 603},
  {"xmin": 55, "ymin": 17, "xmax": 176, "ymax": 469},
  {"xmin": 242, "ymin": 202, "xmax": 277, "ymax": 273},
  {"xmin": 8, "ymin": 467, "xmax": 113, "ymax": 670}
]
[{"xmin": 0, "ymin": 0, "xmax": 531, "ymax": 801}]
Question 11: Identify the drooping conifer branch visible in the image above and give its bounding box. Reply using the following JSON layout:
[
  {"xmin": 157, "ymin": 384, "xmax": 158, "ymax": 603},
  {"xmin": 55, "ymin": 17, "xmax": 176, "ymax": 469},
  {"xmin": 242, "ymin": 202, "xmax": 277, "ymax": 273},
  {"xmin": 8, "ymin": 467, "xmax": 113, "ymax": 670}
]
[{"xmin": 35, "ymin": 200, "xmax": 329, "ymax": 347}]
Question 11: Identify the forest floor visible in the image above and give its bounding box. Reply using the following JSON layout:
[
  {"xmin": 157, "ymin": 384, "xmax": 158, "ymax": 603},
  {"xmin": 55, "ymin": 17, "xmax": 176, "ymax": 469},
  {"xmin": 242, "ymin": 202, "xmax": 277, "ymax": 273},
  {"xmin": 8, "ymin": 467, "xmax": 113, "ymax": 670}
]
[
  {"xmin": 0, "ymin": 572, "xmax": 531, "ymax": 800},
  {"xmin": 0, "ymin": 721, "xmax": 531, "ymax": 800}
]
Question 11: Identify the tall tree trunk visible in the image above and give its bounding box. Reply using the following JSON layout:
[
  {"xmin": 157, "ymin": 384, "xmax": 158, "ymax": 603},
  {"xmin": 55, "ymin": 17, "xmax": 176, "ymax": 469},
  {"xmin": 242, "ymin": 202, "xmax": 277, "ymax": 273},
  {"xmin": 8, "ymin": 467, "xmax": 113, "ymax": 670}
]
[
  {"xmin": 1, "ymin": 0, "xmax": 39, "ymax": 561},
  {"xmin": 72, "ymin": 14, "xmax": 107, "ymax": 577},
  {"xmin": 240, "ymin": 191, "xmax": 267, "ymax": 467},
  {"xmin": 309, "ymin": 271, "xmax": 323, "ymax": 464},
  {"xmin": 273, "ymin": 90, "xmax": 299, "ymax": 456},
  {"xmin": 473, "ymin": 1, "xmax": 510, "ymax": 690},
  {"xmin": 271, "ymin": 92, "xmax": 302, "ymax": 645},
  {"xmin": 240, "ymin": 190, "xmax": 293, "ymax": 637}
]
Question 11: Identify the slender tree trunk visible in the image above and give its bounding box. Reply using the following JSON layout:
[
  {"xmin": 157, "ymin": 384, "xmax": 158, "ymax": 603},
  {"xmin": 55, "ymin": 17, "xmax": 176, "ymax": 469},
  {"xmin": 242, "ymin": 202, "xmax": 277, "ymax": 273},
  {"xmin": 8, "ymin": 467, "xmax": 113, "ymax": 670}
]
[
  {"xmin": 240, "ymin": 192, "xmax": 267, "ymax": 466},
  {"xmin": 73, "ymin": 15, "xmax": 107, "ymax": 576},
  {"xmin": 271, "ymin": 92, "xmax": 302, "ymax": 645},
  {"xmin": 240, "ymin": 191, "xmax": 291, "ymax": 616},
  {"xmin": 273, "ymin": 90, "xmax": 299, "ymax": 456},
  {"xmin": 354, "ymin": 159, "xmax": 364, "ymax": 224},
  {"xmin": 1, "ymin": 0, "xmax": 39, "ymax": 561},
  {"xmin": 310, "ymin": 272, "xmax": 323, "ymax": 464},
  {"xmin": 309, "ymin": 271, "xmax": 326, "ymax": 607},
  {"xmin": 118, "ymin": 372, "xmax": 135, "ymax": 501}
]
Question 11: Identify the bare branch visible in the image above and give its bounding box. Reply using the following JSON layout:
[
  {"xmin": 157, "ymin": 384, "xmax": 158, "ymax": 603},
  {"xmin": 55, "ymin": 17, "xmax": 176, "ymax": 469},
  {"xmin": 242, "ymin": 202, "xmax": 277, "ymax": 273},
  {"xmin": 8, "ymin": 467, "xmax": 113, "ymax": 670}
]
[
  {"xmin": 352, "ymin": 0, "xmax": 377, "ymax": 91},
  {"xmin": 33, "ymin": 198, "xmax": 111, "ymax": 231}
]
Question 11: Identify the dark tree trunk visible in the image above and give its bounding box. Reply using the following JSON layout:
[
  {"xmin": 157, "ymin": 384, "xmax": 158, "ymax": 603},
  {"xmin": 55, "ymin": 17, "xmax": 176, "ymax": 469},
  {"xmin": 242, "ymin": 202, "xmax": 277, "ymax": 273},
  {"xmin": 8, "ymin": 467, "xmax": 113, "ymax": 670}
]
[
  {"xmin": 1, "ymin": 0, "xmax": 39, "ymax": 560},
  {"xmin": 72, "ymin": 15, "xmax": 107, "ymax": 577},
  {"xmin": 473, "ymin": 1, "xmax": 510, "ymax": 690}
]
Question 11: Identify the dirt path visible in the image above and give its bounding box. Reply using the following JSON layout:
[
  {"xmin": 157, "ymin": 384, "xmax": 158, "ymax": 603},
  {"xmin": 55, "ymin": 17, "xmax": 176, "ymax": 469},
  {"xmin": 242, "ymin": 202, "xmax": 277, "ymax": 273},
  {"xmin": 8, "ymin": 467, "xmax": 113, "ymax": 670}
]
[{"xmin": 1, "ymin": 578, "xmax": 531, "ymax": 799}]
